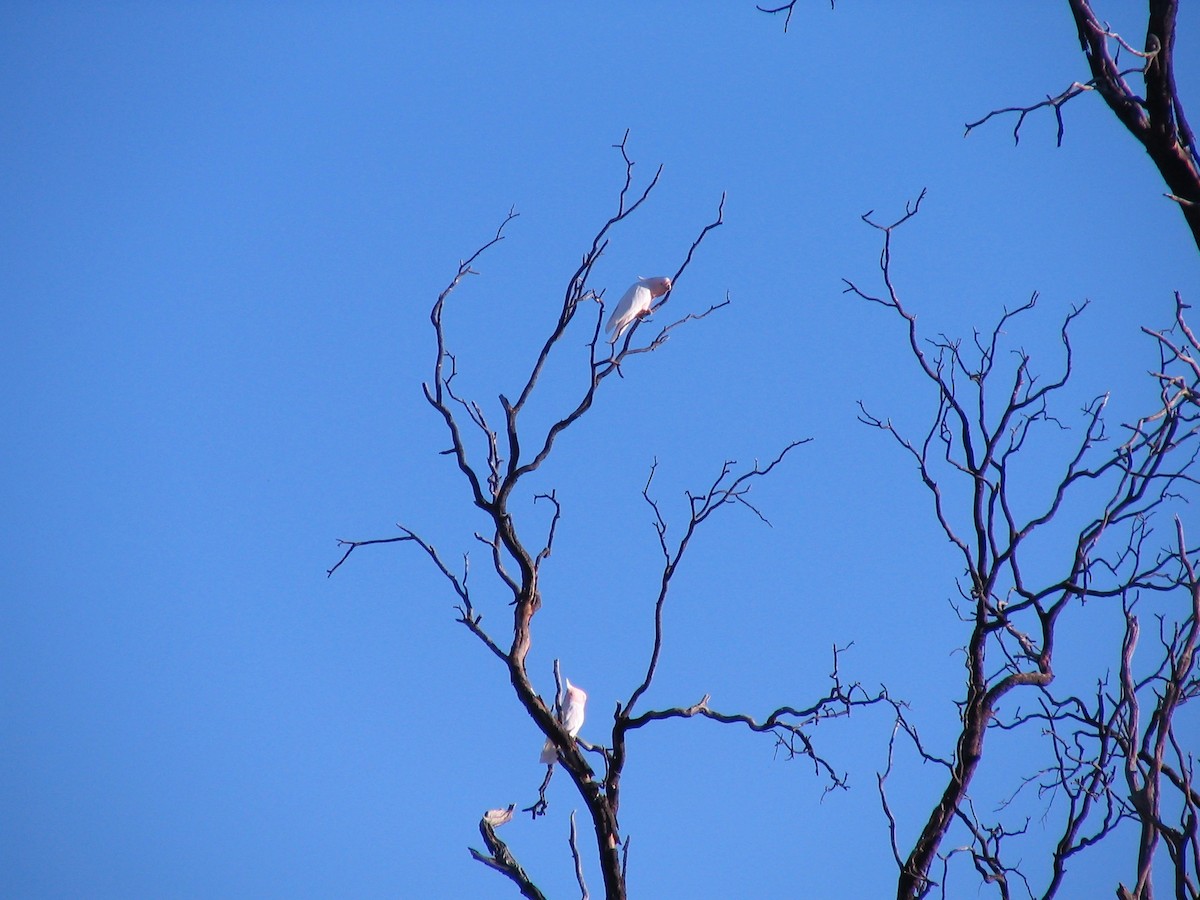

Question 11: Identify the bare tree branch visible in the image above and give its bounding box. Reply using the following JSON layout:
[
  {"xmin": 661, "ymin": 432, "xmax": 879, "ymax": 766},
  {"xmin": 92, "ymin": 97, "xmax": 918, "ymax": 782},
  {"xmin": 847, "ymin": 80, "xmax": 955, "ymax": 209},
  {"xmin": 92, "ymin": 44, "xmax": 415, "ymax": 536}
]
[
  {"xmin": 469, "ymin": 811, "xmax": 548, "ymax": 900},
  {"xmin": 569, "ymin": 810, "xmax": 590, "ymax": 900},
  {"xmin": 756, "ymin": 0, "xmax": 834, "ymax": 32},
  {"xmin": 1067, "ymin": 4, "xmax": 1199, "ymax": 248},
  {"xmin": 623, "ymin": 645, "xmax": 897, "ymax": 791},
  {"xmin": 621, "ymin": 442, "xmax": 809, "ymax": 720},
  {"xmin": 960, "ymin": 2, "xmax": 1200, "ymax": 247},
  {"xmin": 331, "ymin": 136, "xmax": 744, "ymax": 900},
  {"xmin": 846, "ymin": 198, "xmax": 1200, "ymax": 900}
]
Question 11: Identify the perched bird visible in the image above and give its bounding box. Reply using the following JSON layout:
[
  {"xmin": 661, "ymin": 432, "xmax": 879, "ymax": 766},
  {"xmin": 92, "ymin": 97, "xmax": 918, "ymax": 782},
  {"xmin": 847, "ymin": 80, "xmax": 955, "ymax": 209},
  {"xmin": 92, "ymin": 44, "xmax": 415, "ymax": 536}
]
[
  {"xmin": 482, "ymin": 805, "xmax": 515, "ymax": 828},
  {"xmin": 539, "ymin": 678, "xmax": 588, "ymax": 764},
  {"xmin": 605, "ymin": 276, "xmax": 672, "ymax": 342}
]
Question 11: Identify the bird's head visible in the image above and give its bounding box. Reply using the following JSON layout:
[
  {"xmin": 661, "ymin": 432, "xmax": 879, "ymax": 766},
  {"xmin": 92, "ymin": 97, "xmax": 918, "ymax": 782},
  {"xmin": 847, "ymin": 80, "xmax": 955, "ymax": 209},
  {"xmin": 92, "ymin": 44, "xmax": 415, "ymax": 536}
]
[
  {"xmin": 564, "ymin": 679, "xmax": 587, "ymax": 705},
  {"xmin": 644, "ymin": 276, "xmax": 672, "ymax": 298}
]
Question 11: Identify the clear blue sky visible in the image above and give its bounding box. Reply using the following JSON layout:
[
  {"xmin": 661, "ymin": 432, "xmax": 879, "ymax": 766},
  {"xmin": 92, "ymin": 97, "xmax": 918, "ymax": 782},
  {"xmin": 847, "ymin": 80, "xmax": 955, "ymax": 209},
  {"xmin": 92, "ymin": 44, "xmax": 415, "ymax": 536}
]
[{"xmin": 4, "ymin": 3, "xmax": 1197, "ymax": 898}]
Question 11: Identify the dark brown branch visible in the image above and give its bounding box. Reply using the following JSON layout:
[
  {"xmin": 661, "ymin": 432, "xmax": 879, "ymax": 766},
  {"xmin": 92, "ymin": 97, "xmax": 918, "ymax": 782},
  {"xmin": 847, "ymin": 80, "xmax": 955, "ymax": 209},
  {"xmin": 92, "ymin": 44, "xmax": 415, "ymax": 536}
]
[
  {"xmin": 331, "ymin": 138, "xmax": 744, "ymax": 900},
  {"xmin": 523, "ymin": 765, "xmax": 554, "ymax": 820},
  {"xmin": 622, "ymin": 441, "xmax": 808, "ymax": 719},
  {"xmin": 422, "ymin": 210, "xmax": 520, "ymax": 512},
  {"xmin": 964, "ymin": 15, "xmax": 1165, "ymax": 150},
  {"xmin": 756, "ymin": 0, "xmax": 834, "ymax": 32},
  {"xmin": 508, "ymin": 131, "xmax": 662, "ymax": 423},
  {"xmin": 647, "ymin": 193, "xmax": 726, "ymax": 321},
  {"xmin": 1113, "ymin": 517, "xmax": 1200, "ymax": 899},
  {"xmin": 621, "ymin": 296, "xmax": 733, "ymax": 362},
  {"xmin": 623, "ymin": 645, "xmax": 897, "ymax": 792},
  {"xmin": 846, "ymin": 199, "xmax": 1200, "ymax": 900},
  {"xmin": 938, "ymin": 802, "xmax": 1029, "ymax": 900},
  {"xmin": 1065, "ymin": 0, "xmax": 1200, "ymax": 250},
  {"xmin": 957, "ymin": 1, "xmax": 1200, "ymax": 246},
  {"xmin": 475, "ymin": 529, "xmax": 520, "ymax": 598},
  {"xmin": 965, "ymin": 80, "xmax": 1099, "ymax": 148},
  {"xmin": 590, "ymin": 441, "xmax": 808, "ymax": 827},
  {"xmin": 469, "ymin": 811, "xmax": 548, "ymax": 900},
  {"xmin": 607, "ymin": 193, "xmax": 726, "ymax": 357},
  {"xmin": 327, "ymin": 534, "xmax": 408, "ymax": 578},
  {"xmin": 878, "ymin": 721, "xmax": 907, "ymax": 872},
  {"xmin": 533, "ymin": 491, "xmax": 562, "ymax": 572}
]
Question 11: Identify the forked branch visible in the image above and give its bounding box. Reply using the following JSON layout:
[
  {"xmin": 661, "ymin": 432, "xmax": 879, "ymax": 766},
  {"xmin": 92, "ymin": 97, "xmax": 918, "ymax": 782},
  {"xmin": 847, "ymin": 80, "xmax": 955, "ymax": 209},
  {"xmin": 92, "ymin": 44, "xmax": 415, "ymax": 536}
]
[{"xmin": 847, "ymin": 199, "xmax": 1199, "ymax": 899}]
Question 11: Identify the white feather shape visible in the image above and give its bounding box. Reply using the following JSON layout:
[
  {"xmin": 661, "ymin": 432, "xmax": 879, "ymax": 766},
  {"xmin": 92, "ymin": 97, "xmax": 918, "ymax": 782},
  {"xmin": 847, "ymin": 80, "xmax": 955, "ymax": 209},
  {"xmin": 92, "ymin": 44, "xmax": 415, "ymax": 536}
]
[
  {"xmin": 482, "ymin": 805, "xmax": 515, "ymax": 827},
  {"xmin": 539, "ymin": 678, "xmax": 588, "ymax": 765},
  {"xmin": 605, "ymin": 276, "xmax": 672, "ymax": 342}
]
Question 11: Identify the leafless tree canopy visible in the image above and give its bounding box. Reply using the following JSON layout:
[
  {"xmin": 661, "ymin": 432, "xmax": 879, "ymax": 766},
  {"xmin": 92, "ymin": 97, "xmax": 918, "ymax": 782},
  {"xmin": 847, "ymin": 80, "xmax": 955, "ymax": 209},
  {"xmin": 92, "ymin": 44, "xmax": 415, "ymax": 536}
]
[
  {"xmin": 329, "ymin": 5, "xmax": 1200, "ymax": 897},
  {"xmin": 757, "ymin": 5, "xmax": 1200, "ymax": 890},
  {"xmin": 846, "ymin": 195, "xmax": 1199, "ymax": 900},
  {"xmin": 330, "ymin": 135, "xmax": 900, "ymax": 899}
]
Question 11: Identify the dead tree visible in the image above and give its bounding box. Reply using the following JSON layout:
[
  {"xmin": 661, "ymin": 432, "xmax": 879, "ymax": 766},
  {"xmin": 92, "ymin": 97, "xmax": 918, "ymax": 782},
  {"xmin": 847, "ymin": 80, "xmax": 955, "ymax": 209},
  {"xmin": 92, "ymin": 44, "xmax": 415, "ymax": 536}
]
[
  {"xmin": 759, "ymin": 1, "xmax": 1200, "ymax": 253},
  {"xmin": 329, "ymin": 136, "xmax": 894, "ymax": 899},
  {"xmin": 846, "ymin": 197, "xmax": 1199, "ymax": 899},
  {"xmin": 1015, "ymin": 517, "xmax": 1200, "ymax": 900},
  {"xmin": 1001, "ymin": 296, "xmax": 1200, "ymax": 900}
]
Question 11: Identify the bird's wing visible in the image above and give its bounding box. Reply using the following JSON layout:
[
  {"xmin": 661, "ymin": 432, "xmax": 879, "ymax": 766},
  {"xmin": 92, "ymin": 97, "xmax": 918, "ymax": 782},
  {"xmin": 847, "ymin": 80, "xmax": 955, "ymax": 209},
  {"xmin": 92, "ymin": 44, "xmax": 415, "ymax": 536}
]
[
  {"xmin": 562, "ymin": 696, "xmax": 586, "ymax": 737},
  {"xmin": 605, "ymin": 283, "xmax": 651, "ymax": 338}
]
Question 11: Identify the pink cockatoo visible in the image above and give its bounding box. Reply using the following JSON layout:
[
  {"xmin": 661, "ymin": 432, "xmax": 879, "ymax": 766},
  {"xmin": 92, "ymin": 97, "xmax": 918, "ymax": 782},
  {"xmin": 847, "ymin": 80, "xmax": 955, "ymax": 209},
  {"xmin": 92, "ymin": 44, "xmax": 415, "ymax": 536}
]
[
  {"xmin": 539, "ymin": 678, "xmax": 588, "ymax": 765},
  {"xmin": 605, "ymin": 276, "xmax": 672, "ymax": 342}
]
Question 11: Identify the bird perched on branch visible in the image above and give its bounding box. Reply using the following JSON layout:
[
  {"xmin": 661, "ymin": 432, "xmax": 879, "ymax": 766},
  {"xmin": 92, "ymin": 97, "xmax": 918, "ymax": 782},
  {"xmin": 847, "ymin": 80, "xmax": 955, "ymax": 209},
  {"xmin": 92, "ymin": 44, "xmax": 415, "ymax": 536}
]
[
  {"xmin": 605, "ymin": 276, "xmax": 672, "ymax": 342},
  {"xmin": 539, "ymin": 679, "xmax": 588, "ymax": 764}
]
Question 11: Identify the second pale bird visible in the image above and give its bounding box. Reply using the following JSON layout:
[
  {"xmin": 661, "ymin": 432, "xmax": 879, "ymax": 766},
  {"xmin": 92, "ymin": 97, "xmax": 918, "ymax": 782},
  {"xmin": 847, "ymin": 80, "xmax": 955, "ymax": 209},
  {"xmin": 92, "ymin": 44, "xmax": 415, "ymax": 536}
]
[
  {"xmin": 540, "ymin": 679, "xmax": 587, "ymax": 764},
  {"xmin": 605, "ymin": 276, "xmax": 672, "ymax": 342}
]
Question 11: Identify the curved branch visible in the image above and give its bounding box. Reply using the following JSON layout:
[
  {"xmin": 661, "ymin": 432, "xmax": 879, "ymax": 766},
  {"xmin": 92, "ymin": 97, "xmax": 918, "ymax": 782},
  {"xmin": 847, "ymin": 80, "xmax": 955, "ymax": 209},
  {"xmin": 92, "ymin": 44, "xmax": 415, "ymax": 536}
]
[{"xmin": 469, "ymin": 811, "xmax": 548, "ymax": 900}]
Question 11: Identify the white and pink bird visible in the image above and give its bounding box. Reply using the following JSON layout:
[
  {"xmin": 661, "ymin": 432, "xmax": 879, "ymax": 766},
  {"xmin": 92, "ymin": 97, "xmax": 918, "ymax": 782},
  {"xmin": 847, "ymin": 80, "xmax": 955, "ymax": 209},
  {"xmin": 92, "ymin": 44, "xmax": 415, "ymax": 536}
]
[
  {"xmin": 605, "ymin": 276, "xmax": 672, "ymax": 342},
  {"xmin": 539, "ymin": 678, "xmax": 588, "ymax": 765}
]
